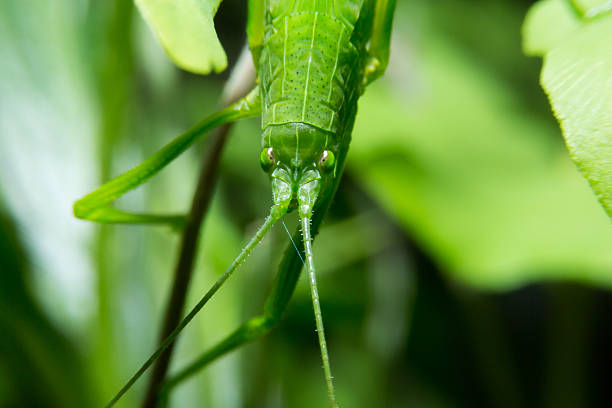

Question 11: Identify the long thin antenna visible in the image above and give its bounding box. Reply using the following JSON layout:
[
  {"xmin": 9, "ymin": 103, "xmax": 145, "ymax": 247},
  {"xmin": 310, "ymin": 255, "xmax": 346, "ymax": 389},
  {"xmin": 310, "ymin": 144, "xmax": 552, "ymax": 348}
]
[
  {"xmin": 301, "ymin": 216, "xmax": 339, "ymax": 408},
  {"xmin": 281, "ymin": 219, "xmax": 305, "ymax": 266},
  {"xmin": 104, "ymin": 214, "xmax": 278, "ymax": 408}
]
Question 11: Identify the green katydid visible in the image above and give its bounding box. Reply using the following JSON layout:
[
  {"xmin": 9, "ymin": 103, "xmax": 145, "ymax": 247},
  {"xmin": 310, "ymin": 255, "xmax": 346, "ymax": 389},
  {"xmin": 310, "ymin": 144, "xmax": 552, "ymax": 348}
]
[{"xmin": 74, "ymin": 0, "xmax": 396, "ymax": 406}]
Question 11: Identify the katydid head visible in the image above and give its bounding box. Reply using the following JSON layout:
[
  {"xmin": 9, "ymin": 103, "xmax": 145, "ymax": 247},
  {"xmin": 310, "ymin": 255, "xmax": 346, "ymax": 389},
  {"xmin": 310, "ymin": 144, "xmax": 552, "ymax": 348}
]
[{"xmin": 260, "ymin": 123, "xmax": 337, "ymax": 219}]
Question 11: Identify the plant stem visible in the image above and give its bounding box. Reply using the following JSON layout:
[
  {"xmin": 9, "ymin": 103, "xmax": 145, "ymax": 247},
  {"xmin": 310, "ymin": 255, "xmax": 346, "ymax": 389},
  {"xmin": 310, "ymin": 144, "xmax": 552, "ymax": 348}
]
[
  {"xmin": 140, "ymin": 48, "xmax": 255, "ymax": 408},
  {"xmin": 139, "ymin": 123, "xmax": 228, "ymax": 408},
  {"xmin": 91, "ymin": 0, "xmax": 134, "ymax": 401}
]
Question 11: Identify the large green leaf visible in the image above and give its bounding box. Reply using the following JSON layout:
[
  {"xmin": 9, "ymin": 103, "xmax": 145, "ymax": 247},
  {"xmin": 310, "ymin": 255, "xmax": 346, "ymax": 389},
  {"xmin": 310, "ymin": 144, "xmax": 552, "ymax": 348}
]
[
  {"xmin": 541, "ymin": 13, "xmax": 612, "ymax": 217},
  {"xmin": 134, "ymin": 0, "xmax": 226, "ymax": 74},
  {"xmin": 349, "ymin": 24, "xmax": 612, "ymax": 290},
  {"xmin": 523, "ymin": 1, "xmax": 612, "ymax": 216}
]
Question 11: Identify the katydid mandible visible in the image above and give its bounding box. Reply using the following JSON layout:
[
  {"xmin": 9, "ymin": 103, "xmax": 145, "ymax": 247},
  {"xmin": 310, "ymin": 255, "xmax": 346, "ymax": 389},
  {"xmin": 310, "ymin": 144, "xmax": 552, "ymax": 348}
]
[{"xmin": 74, "ymin": 0, "xmax": 396, "ymax": 406}]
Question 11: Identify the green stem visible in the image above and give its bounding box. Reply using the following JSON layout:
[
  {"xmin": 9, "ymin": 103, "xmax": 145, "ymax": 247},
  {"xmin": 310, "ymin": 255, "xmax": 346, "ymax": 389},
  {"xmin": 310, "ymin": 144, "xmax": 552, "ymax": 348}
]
[
  {"xmin": 158, "ymin": 190, "xmax": 339, "ymax": 403},
  {"xmin": 90, "ymin": 0, "xmax": 134, "ymax": 401},
  {"xmin": 139, "ymin": 121, "xmax": 232, "ymax": 408},
  {"xmin": 106, "ymin": 214, "xmax": 277, "ymax": 408},
  {"xmin": 138, "ymin": 48, "xmax": 256, "ymax": 408},
  {"xmin": 158, "ymin": 316, "xmax": 273, "ymax": 406}
]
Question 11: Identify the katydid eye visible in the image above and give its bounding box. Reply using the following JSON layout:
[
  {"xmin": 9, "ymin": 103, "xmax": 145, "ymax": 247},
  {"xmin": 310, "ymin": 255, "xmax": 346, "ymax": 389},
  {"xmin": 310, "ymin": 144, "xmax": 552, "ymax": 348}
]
[
  {"xmin": 318, "ymin": 150, "xmax": 335, "ymax": 172},
  {"xmin": 260, "ymin": 147, "xmax": 275, "ymax": 172}
]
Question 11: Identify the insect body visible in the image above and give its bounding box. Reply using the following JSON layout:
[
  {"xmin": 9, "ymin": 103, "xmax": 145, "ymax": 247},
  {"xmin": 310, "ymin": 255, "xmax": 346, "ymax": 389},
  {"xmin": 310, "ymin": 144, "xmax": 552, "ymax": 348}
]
[
  {"xmin": 257, "ymin": 4, "xmax": 369, "ymax": 403},
  {"xmin": 259, "ymin": 2, "xmax": 363, "ymax": 218},
  {"xmin": 74, "ymin": 0, "xmax": 395, "ymax": 406}
]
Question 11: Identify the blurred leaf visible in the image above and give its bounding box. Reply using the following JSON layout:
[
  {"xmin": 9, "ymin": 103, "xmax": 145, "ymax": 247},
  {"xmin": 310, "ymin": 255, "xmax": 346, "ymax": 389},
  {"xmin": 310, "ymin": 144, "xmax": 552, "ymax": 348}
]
[
  {"xmin": 350, "ymin": 26, "xmax": 612, "ymax": 289},
  {"xmin": 540, "ymin": 13, "xmax": 612, "ymax": 217},
  {"xmin": 0, "ymin": 205, "xmax": 93, "ymax": 408},
  {"xmin": 522, "ymin": 0, "xmax": 579, "ymax": 56},
  {"xmin": 573, "ymin": 0, "xmax": 612, "ymax": 16},
  {"xmin": 134, "ymin": 0, "xmax": 227, "ymax": 74}
]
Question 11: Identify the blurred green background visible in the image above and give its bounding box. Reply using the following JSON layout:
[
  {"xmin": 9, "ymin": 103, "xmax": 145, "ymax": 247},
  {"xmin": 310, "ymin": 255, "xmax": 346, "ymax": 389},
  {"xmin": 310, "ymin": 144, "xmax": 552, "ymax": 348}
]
[{"xmin": 1, "ymin": 0, "xmax": 611, "ymax": 407}]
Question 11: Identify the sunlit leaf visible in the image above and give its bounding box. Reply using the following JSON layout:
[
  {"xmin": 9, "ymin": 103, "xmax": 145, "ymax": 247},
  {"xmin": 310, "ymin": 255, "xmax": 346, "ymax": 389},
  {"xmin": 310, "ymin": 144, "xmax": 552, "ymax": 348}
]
[
  {"xmin": 134, "ymin": 0, "xmax": 226, "ymax": 74},
  {"xmin": 523, "ymin": 0, "xmax": 612, "ymax": 217},
  {"xmin": 522, "ymin": 0, "xmax": 579, "ymax": 56},
  {"xmin": 540, "ymin": 14, "xmax": 612, "ymax": 216}
]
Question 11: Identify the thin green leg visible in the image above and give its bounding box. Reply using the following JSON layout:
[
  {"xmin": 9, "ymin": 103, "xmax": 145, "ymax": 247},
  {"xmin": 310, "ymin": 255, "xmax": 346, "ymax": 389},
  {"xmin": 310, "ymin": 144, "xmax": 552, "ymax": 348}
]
[
  {"xmin": 157, "ymin": 195, "xmax": 337, "ymax": 405},
  {"xmin": 104, "ymin": 206, "xmax": 282, "ymax": 408},
  {"xmin": 301, "ymin": 215, "xmax": 338, "ymax": 408},
  {"xmin": 157, "ymin": 315, "xmax": 274, "ymax": 407},
  {"xmin": 363, "ymin": 0, "xmax": 397, "ymax": 86},
  {"xmin": 158, "ymin": 215, "xmax": 339, "ymax": 408},
  {"xmin": 157, "ymin": 233, "xmax": 306, "ymax": 405},
  {"xmin": 74, "ymin": 88, "xmax": 260, "ymax": 227}
]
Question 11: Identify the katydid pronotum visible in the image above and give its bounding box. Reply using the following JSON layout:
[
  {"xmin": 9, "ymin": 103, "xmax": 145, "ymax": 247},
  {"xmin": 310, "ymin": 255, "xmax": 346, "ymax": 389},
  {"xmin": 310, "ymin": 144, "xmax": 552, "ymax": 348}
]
[{"xmin": 74, "ymin": 0, "xmax": 396, "ymax": 406}]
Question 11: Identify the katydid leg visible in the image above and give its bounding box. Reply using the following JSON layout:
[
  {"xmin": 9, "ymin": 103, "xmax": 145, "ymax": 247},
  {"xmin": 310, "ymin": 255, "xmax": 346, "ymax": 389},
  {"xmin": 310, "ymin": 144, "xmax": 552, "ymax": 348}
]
[
  {"xmin": 158, "ymin": 216, "xmax": 339, "ymax": 407},
  {"xmin": 157, "ymin": 228, "xmax": 307, "ymax": 403},
  {"xmin": 158, "ymin": 193, "xmax": 337, "ymax": 404},
  {"xmin": 104, "ymin": 206, "xmax": 284, "ymax": 408},
  {"xmin": 74, "ymin": 88, "xmax": 260, "ymax": 227},
  {"xmin": 363, "ymin": 0, "xmax": 397, "ymax": 86}
]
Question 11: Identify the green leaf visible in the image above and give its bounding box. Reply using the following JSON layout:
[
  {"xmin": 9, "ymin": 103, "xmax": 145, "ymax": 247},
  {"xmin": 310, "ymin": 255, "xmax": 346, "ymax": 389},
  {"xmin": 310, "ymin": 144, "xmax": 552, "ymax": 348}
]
[
  {"xmin": 523, "ymin": 0, "xmax": 612, "ymax": 217},
  {"xmin": 541, "ymin": 13, "xmax": 612, "ymax": 216},
  {"xmin": 573, "ymin": 0, "xmax": 612, "ymax": 16},
  {"xmin": 522, "ymin": 0, "xmax": 580, "ymax": 56},
  {"xmin": 349, "ymin": 30, "xmax": 612, "ymax": 290},
  {"xmin": 134, "ymin": 0, "xmax": 227, "ymax": 74}
]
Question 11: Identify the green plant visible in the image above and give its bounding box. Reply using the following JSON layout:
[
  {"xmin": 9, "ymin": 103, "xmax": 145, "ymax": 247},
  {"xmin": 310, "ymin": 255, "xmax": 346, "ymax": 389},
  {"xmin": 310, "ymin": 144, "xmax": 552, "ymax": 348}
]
[{"xmin": 523, "ymin": 0, "xmax": 612, "ymax": 217}]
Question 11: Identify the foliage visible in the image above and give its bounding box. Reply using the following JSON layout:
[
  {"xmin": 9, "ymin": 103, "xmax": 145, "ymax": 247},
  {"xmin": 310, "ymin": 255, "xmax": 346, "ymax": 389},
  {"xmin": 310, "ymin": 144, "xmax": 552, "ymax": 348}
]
[
  {"xmin": 1, "ymin": 0, "xmax": 612, "ymax": 407},
  {"xmin": 523, "ymin": 0, "xmax": 612, "ymax": 216},
  {"xmin": 135, "ymin": 0, "xmax": 226, "ymax": 73},
  {"xmin": 349, "ymin": 0, "xmax": 612, "ymax": 290}
]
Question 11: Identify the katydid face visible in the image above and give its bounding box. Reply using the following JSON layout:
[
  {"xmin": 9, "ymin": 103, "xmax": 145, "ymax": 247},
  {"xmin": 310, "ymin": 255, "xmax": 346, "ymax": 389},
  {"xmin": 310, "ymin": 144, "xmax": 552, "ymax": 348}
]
[{"xmin": 261, "ymin": 123, "xmax": 337, "ymax": 218}]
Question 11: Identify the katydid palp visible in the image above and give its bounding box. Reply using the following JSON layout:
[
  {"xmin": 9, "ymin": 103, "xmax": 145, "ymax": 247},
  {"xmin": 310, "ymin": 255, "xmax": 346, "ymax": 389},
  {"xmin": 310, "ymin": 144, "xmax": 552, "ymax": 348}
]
[{"xmin": 74, "ymin": 0, "xmax": 396, "ymax": 406}]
